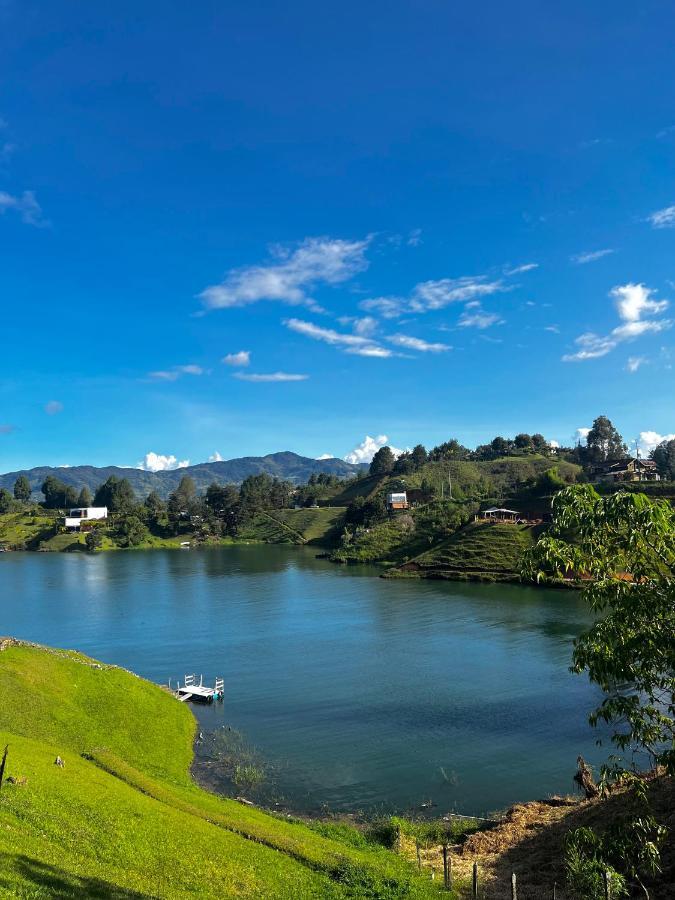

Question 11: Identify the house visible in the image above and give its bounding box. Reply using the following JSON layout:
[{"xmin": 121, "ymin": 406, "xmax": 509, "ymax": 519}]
[
  {"xmin": 63, "ymin": 507, "xmax": 108, "ymax": 531},
  {"xmin": 386, "ymin": 491, "xmax": 409, "ymax": 510},
  {"xmin": 479, "ymin": 507, "xmax": 522, "ymax": 523},
  {"xmin": 591, "ymin": 458, "xmax": 660, "ymax": 483}
]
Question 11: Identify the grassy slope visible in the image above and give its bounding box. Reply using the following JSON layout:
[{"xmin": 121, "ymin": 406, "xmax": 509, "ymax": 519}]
[
  {"xmin": 393, "ymin": 523, "xmax": 540, "ymax": 580},
  {"xmin": 238, "ymin": 508, "xmax": 346, "ymax": 546},
  {"xmin": 0, "ymin": 642, "xmax": 438, "ymax": 899}
]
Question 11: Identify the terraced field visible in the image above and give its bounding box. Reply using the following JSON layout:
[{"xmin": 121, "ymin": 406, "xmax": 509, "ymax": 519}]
[{"xmin": 394, "ymin": 523, "xmax": 541, "ymax": 581}]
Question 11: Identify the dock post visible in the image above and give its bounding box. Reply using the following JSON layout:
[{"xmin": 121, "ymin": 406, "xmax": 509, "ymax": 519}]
[{"xmin": 472, "ymin": 862, "xmax": 478, "ymax": 898}]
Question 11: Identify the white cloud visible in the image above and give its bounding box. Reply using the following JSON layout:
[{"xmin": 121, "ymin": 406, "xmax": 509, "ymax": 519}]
[
  {"xmin": 233, "ymin": 371, "xmax": 309, "ymax": 382},
  {"xmin": 571, "ymin": 249, "xmax": 615, "ymax": 265},
  {"xmin": 563, "ymin": 283, "xmax": 671, "ymax": 362},
  {"xmin": 387, "ymin": 334, "xmax": 451, "ymax": 353},
  {"xmin": 647, "ymin": 205, "xmax": 675, "ymax": 229},
  {"xmin": 138, "ymin": 452, "xmax": 190, "ymax": 472},
  {"xmin": 0, "ymin": 189, "xmax": 44, "ymax": 226},
  {"xmin": 359, "ymin": 275, "xmax": 507, "ymax": 319},
  {"xmin": 458, "ymin": 309, "xmax": 504, "ymax": 329},
  {"xmin": 222, "ymin": 351, "xmax": 250, "ymax": 367},
  {"xmin": 505, "ymin": 263, "xmax": 538, "ymax": 275},
  {"xmin": 407, "ymin": 228, "xmax": 423, "ymax": 246},
  {"xmin": 209, "ymin": 451, "xmax": 224, "ymax": 462},
  {"xmin": 148, "ymin": 364, "xmax": 204, "ymax": 381},
  {"xmin": 44, "ymin": 400, "xmax": 63, "ymax": 415},
  {"xmin": 548, "ymin": 440, "xmax": 560, "ymax": 449},
  {"xmin": 200, "ymin": 236, "xmax": 370, "ymax": 310},
  {"xmin": 284, "ymin": 317, "xmax": 393, "ymax": 357},
  {"xmin": 545, "ymin": 325, "xmax": 560, "ymax": 333},
  {"xmin": 575, "ymin": 427, "xmax": 591, "ymax": 442},
  {"xmin": 637, "ymin": 431, "xmax": 675, "ymax": 455},
  {"xmin": 316, "ymin": 453, "xmax": 334, "ymax": 460},
  {"xmin": 626, "ymin": 356, "xmax": 646, "ymax": 373},
  {"xmin": 343, "ymin": 434, "xmax": 403, "ymax": 465}
]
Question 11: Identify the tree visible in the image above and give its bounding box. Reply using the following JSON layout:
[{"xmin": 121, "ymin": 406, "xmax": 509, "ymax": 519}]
[
  {"xmin": 652, "ymin": 438, "xmax": 675, "ymax": 481},
  {"xmin": 41, "ymin": 476, "xmax": 78, "ymax": 509},
  {"xmin": 514, "ymin": 433, "xmax": 532, "ymax": 451},
  {"xmin": 525, "ymin": 485, "xmax": 675, "ymax": 775},
  {"xmin": 93, "ymin": 476, "xmax": 135, "ymax": 514},
  {"xmin": 0, "ymin": 489, "xmax": 13, "ymax": 514},
  {"xmin": 85, "ymin": 529, "xmax": 103, "ymax": 551},
  {"xmin": 167, "ymin": 476, "xmax": 199, "ymax": 531},
  {"xmin": 429, "ymin": 439, "xmax": 470, "ymax": 461},
  {"xmin": 117, "ymin": 515, "xmax": 149, "ymax": 548},
  {"xmin": 77, "ymin": 486, "xmax": 92, "ymax": 507},
  {"xmin": 585, "ymin": 415, "xmax": 626, "ymax": 464},
  {"xmin": 531, "ymin": 433, "xmax": 549, "ymax": 454},
  {"xmin": 369, "ymin": 446, "xmax": 395, "ymax": 475},
  {"xmin": 410, "ymin": 444, "xmax": 428, "ymax": 469},
  {"xmin": 13, "ymin": 475, "xmax": 31, "ymax": 502}
]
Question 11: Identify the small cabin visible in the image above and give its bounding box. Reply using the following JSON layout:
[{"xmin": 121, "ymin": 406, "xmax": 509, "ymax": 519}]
[
  {"xmin": 387, "ymin": 491, "xmax": 409, "ymax": 510},
  {"xmin": 63, "ymin": 507, "xmax": 108, "ymax": 531},
  {"xmin": 480, "ymin": 507, "xmax": 521, "ymax": 523}
]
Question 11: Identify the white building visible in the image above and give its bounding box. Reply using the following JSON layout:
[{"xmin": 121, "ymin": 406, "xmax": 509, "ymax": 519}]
[
  {"xmin": 64, "ymin": 507, "xmax": 108, "ymax": 531},
  {"xmin": 386, "ymin": 491, "xmax": 408, "ymax": 510}
]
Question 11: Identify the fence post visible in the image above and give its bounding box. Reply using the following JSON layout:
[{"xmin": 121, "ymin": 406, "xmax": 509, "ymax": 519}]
[
  {"xmin": 511, "ymin": 872, "xmax": 517, "ymax": 900},
  {"xmin": 603, "ymin": 870, "xmax": 610, "ymax": 900},
  {"xmin": 472, "ymin": 861, "xmax": 478, "ymax": 898},
  {"xmin": 395, "ymin": 824, "xmax": 401, "ymax": 854},
  {"xmin": 0, "ymin": 745, "xmax": 8, "ymax": 791},
  {"xmin": 416, "ymin": 839, "xmax": 421, "ymax": 873},
  {"xmin": 442, "ymin": 844, "xmax": 449, "ymax": 890},
  {"xmin": 552, "ymin": 881, "xmax": 557, "ymax": 899}
]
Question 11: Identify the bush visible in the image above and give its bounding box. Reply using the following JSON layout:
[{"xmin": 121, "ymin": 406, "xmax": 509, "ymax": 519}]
[{"xmin": 564, "ymin": 828, "xmax": 627, "ymax": 899}]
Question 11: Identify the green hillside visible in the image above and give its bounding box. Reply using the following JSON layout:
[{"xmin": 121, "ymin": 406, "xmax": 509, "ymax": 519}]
[
  {"xmin": 391, "ymin": 522, "xmax": 541, "ymax": 581},
  {"xmin": 0, "ymin": 640, "xmax": 441, "ymax": 899},
  {"xmin": 238, "ymin": 507, "xmax": 346, "ymax": 545}
]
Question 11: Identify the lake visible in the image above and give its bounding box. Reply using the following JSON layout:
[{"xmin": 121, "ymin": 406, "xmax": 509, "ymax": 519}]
[{"xmin": 0, "ymin": 545, "xmax": 608, "ymax": 816}]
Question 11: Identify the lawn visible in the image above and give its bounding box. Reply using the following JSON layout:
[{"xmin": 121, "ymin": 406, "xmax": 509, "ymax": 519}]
[{"xmin": 0, "ymin": 640, "xmax": 442, "ymax": 899}]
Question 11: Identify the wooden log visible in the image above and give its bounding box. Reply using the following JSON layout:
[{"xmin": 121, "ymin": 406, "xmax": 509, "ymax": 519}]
[{"xmin": 511, "ymin": 872, "xmax": 517, "ymax": 900}]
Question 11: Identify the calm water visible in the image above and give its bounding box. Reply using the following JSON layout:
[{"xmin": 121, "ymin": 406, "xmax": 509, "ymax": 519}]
[{"xmin": 0, "ymin": 545, "xmax": 608, "ymax": 816}]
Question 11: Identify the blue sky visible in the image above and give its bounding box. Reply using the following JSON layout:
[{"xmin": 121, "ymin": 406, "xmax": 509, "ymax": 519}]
[{"xmin": 1, "ymin": 0, "xmax": 675, "ymax": 471}]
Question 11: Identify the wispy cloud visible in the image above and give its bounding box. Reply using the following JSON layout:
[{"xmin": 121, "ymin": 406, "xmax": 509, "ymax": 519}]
[
  {"xmin": 343, "ymin": 434, "xmax": 403, "ymax": 464},
  {"xmin": 209, "ymin": 451, "xmax": 223, "ymax": 462},
  {"xmin": 138, "ymin": 452, "xmax": 190, "ymax": 472},
  {"xmin": 387, "ymin": 334, "xmax": 451, "ymax": 353},
  {"xmin": 44, "ymin": 400, "xmax": 63, "ymax": 415},
  {"xmin": 222, "ymin": 351, "xmax": 250, "ymax": 367},
  {"xmin": 284, "ymin": 317, "xmax": 394, "ymax": 357},
  {"xmin": 563, "ymin": 283, "xmax": 671, "ymax": 362},
  {"xmin": 647, "ymin": 205, "xmax": 675, "ymax": 229},
  {"xmin": 656, "ymin": 125, "xmax": 675, "ymax": 139},
  {"xmin": 200, "ymin": 236, "xmax": 370, "ymax": 311},
  {"xmin": 0, "ymin": 423, "xmax": 15, "ymax": 435},
  {"xmin": 407, "ymin": 228, "xmax": 423, "ymax": 246},
  {"xmin": 233, "ymin": 371, "xmax": 309, "ymax": 382},
  {"xmin": 545, "ymin": 325, "xmax": 560, "ymax": 333},
  {"xmin": 505, "ymin": 263, "xmax": 538, "ymax": 275},
  {"xmin": 458, "ymin": 309, "xmax": 504, "ymax": 329},
  {"xmin": 360, "ymin": 275, "xmax": 507, "ymax": 319},
  {"xmin": 0, "ymin": 189, "xmax": 45, "ymax": 226},
  {"xmin": 148, "ymin": 364, "xmax": 204, "ymax": 381},
  {"xmin": 571, "ymin": 248, "xmax": 615, "ymax": 265},
  {"xmin": 626, "ymin": 356, "xmax": 646, "ymax": 373}
]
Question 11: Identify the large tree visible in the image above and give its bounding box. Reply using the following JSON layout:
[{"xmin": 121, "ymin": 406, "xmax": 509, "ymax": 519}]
[
  {"xmin": 585, "ymin": 415, "xmax": 626, "ymax": 463},
  {"xmin": 93, "ymin": 476, "xmax": 135, "ymax": 513},
  {"xmin": 369, "ymin": 446, "xmax": 396, "ymax": 475},
  {"xmin": 77, "ymin": 486, "xmax": 92, "ymax": 507},
  {"xmin": 41, "ymin": 476, "xmax": 78, "ymax": 509},
  {"xmin": 13, "ymin": 475, "xmax": 31, "ymax": 502},
  {"xmin": 525, "ymin": 485, "xmax": 675, "ymax": 775},
  {"xmin": 652, "ymin": 438, "xmax": 675, "ymax": 481},
  {"xmin": 0, "ymin": 488, "xmax": 13, "ymax": 513}
]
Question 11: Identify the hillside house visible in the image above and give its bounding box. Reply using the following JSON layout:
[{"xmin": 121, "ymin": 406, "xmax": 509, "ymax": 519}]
[
  {"xmin": 591, "ymin": 458, "xmax": 660, "ymax": 483},
  {"xmin": 479, "ymin": 507, "xmax": 522, "ymax": 523},
  {"xmin": 64, "ymin": 507, "xmax": 108, "ymax": 531},
  {"xmin": 387, "ymin": 491, "xmax": 409, "ymax": 510}
]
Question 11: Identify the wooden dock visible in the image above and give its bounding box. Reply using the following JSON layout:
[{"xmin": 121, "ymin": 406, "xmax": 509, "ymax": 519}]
[{"xmin": 171, "ymin": 674, "xmax": 224, "ymax": 704}]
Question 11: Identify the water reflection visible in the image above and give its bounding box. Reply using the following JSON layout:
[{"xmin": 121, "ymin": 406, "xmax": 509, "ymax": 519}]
[{"xmin": 0, "ymin": 546, "xmax": 606, "ymax": 814}]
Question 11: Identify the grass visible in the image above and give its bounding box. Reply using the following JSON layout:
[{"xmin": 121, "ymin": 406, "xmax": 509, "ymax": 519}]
[
  {"xmin": 0, "ymin": 509, "xmax": 60, "ymax": 550},
  {"xmin": 238, "ymin": 508, "xmax": 346, "ymax": 546},
  {"xmin": 0, "ymin": 640, "xmax": 442, "ymax": 898},
  {"xmin": 393, "ymin": 522, "xmax": 541, "ymax": 580}
]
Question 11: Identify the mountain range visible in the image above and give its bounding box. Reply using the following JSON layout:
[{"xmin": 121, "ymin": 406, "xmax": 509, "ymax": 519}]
[{"xmin": 0, "ymin": 452, "xmax": 366, "ymax": 499}]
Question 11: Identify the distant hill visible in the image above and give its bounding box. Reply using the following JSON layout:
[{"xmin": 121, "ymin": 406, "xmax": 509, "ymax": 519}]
[{"xmin": 0, "ymin": 452, "xmax": 366, "ymax": 499}]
